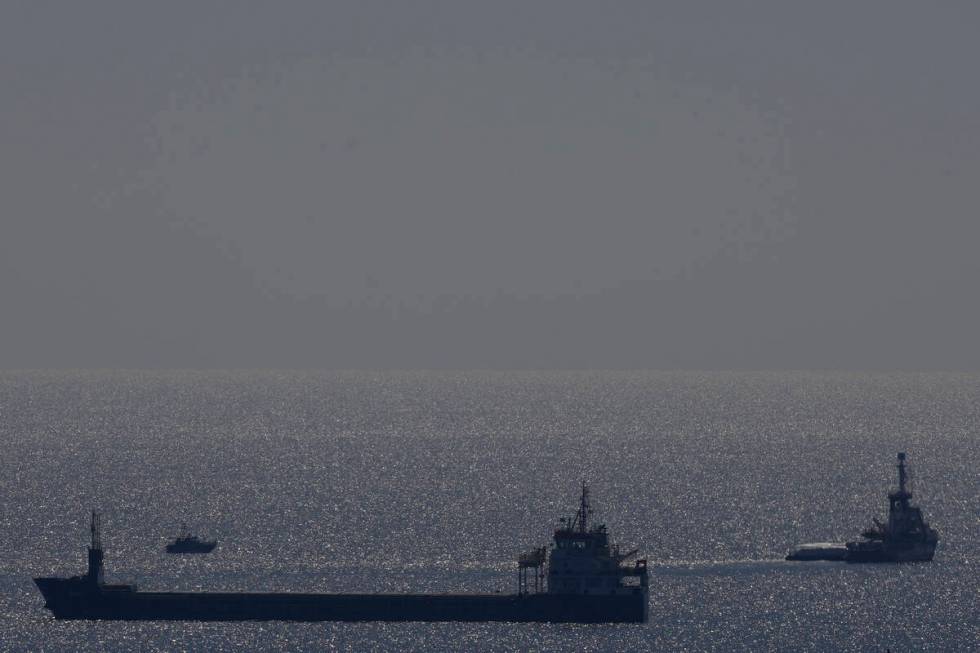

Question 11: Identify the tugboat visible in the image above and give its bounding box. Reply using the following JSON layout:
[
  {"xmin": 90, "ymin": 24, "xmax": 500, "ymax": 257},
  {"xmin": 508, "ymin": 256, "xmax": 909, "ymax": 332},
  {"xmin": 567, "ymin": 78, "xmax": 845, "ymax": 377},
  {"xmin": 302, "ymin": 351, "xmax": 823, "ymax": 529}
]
[
  {"xmin": 786, "ymin": 453, "xmax": 938, "ymax": 563},
  {"xmin": 844, "ymin": 452, "xmax": 938, "ymax": 563},
  {"xmin": 34, "ymin": 485, "xmax": 648, "ymax": 622},
  {"xmin": 165, "ymin": 524, "xmax": 217, "ymax": 554}
]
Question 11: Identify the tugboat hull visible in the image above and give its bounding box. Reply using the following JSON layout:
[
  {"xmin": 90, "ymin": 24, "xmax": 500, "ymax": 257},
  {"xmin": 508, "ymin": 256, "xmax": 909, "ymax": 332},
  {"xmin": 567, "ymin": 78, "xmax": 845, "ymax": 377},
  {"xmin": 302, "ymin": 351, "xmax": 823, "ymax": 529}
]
[
  {"xmin": 34, "ymin": 578, "xmax": 648, "ymax": 623},
  {"xmin": 843, "ymin": 541, "xmax": 937, "ymax": 563}
]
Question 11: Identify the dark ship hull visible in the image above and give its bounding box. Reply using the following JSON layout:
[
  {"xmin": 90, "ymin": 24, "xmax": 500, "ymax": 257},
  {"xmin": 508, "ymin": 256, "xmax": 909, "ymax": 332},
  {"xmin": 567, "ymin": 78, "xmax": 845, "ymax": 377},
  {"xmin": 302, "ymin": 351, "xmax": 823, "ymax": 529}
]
[
  {"xmin": 844, "ymin": 541, "xmax": 937, "ymax": 563},
  {"xmin": 785, "ymin": 542, "xmax": 935, "ymax": 563},
  {"xmin": 33, "ymin": 579, "xmax": 647, "ymax": 623},
  {"xmin": 165, "ymin": 542, "xmax": 216, "ymax": 554}
]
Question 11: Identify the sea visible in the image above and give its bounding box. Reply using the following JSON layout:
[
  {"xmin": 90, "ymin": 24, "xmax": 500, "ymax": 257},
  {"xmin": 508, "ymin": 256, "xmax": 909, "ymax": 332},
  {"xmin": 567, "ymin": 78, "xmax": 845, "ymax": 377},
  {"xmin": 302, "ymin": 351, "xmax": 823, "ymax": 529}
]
[{"xmin": 1, "ymin": 371, "xmax": 977, "ymax": 652}]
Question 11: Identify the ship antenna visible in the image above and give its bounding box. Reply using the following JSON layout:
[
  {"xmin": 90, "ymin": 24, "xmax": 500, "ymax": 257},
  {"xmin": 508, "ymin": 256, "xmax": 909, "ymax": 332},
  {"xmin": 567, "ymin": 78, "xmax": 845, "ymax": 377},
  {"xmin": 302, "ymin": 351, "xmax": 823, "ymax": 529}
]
[{"xmin": 578, "ymin": 482, "xmax": 590, "ymax": 533}]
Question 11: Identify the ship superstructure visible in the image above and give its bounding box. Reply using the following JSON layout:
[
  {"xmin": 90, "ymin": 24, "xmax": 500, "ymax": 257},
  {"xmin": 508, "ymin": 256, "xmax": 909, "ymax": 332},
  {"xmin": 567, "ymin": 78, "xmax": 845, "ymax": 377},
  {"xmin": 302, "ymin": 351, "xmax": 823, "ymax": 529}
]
[
  {"xmin": 544, "ymin": 484, "xmax": 647, "ymax": 600},
  {"xmin": 845, "ymin": 452, "xmax": 938, "ymax": 562},
  {"xmin": 34, "ymin": 486, "xmax": 648, "ymax": 623}
]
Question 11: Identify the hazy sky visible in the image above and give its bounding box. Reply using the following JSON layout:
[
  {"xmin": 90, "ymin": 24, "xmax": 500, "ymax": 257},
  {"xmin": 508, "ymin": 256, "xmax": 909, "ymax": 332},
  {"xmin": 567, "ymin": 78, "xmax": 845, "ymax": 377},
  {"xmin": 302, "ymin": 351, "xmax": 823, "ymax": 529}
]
[{"xmin": 3, "ymin": 2, "xmax": 979, "ymax": 368}]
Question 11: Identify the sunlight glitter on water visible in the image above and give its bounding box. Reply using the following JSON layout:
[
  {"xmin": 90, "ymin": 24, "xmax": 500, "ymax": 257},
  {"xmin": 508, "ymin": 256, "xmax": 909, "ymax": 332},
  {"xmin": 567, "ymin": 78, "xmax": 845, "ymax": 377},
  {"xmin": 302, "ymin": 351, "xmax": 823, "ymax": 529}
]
[{"xmin": 2, "ymin": 370, "xmax": 978, "ymax": 651}]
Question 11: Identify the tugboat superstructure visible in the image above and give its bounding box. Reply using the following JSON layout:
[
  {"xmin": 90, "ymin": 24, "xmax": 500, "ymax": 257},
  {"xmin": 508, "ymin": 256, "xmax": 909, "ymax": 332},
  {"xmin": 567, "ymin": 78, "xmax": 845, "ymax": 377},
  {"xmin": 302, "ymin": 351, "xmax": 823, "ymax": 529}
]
[
  {"xmin": 34, "ymin": 486, "xmax": 648, "ymax": 623},
  {"xmin": 845, "ymin": 452, "xmax": 938, "ymax": 562}
]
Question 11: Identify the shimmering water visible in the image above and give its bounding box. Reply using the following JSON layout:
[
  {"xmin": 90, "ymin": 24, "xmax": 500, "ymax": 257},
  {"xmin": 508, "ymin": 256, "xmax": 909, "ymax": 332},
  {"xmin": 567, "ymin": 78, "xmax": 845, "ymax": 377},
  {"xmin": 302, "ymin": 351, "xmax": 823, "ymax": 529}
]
[{"xmin": 2, "ymin": 371, "xmax": 978, "ymax": 651}]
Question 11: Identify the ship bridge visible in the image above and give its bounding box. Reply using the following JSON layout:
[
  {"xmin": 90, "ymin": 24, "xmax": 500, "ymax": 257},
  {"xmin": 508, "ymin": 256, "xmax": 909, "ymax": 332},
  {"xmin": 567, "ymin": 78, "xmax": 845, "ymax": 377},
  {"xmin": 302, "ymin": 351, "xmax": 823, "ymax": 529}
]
[{"xmin": 517, "ymin": 484, "xmax": 647, "ymax": 598}]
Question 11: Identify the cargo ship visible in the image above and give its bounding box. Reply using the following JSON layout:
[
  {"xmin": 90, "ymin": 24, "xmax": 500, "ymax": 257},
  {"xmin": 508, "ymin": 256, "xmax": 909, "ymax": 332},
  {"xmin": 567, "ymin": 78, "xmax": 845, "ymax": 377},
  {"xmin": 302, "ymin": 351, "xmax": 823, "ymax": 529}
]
[
  {"xmin": 786, "ymin": 452, "xmax": 938, "ymax": 563},
  {"xmin": 35, "ymin": 485, "xmax": 648, "ymax": 622}
]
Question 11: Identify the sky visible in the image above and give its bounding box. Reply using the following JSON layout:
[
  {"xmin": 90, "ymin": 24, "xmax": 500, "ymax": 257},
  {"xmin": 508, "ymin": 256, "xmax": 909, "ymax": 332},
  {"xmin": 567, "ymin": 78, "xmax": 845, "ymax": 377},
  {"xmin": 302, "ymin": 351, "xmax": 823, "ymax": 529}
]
[{"xmin": 2, "ymin": 2, "xmax": 979, "ymax": 369}]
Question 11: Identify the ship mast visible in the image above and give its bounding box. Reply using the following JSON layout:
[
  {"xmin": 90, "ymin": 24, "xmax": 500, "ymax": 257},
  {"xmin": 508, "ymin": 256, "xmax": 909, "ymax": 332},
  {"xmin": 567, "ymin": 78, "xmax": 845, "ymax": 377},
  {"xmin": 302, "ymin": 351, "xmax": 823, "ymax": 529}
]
[
  {"xmin": 886, "ymin": 452, "xmax": 914, "ymax": 526},
  {"xmin": 91, "ymin": 510, "xmax": 101, "ymax": 550},
  {"xmin": 87, "ymin": 510, "xmax": 104, "ymax": 585},
  {"xmin": 896, "ymin": 452, "xmax": 910, "ymax": 498},
  {"xmin": 574, "ymin": 482, "xmax": 590, "ymax": 533}
]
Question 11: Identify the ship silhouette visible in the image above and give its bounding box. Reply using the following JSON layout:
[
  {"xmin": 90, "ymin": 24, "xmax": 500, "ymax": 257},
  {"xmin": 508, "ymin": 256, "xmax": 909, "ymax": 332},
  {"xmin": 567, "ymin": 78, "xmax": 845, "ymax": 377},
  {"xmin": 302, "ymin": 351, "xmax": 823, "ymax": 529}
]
[
  {"xmin": 165, "ymin": 524, "xmax": 216, "ymax": 554},
  {"xmin": 787, "ymin": 452, "xmax": 939, "ymax": 562},
  {"xmin": 34, "ymin": 485, "xmax": 648, "ymax": 622}
]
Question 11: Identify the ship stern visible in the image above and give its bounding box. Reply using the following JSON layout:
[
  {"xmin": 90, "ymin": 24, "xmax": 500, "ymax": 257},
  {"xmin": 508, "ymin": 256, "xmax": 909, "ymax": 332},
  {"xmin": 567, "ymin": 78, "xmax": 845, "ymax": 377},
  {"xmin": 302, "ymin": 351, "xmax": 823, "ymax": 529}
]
[{"xmin": 33, "ymin": 577, "xmax": 68, "ymax": 614}]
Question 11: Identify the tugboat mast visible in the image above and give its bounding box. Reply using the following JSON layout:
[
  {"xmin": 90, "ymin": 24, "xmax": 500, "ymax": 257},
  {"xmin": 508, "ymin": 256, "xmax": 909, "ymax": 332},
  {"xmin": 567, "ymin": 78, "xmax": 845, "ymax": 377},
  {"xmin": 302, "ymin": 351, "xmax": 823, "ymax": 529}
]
[
  {"xmin": 896, "ymin": 452, "xmax": 910, "ymax": 497},
  {"xmin": 888, "ymin": 452, "xmax": 913, "ymax": 515}
]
